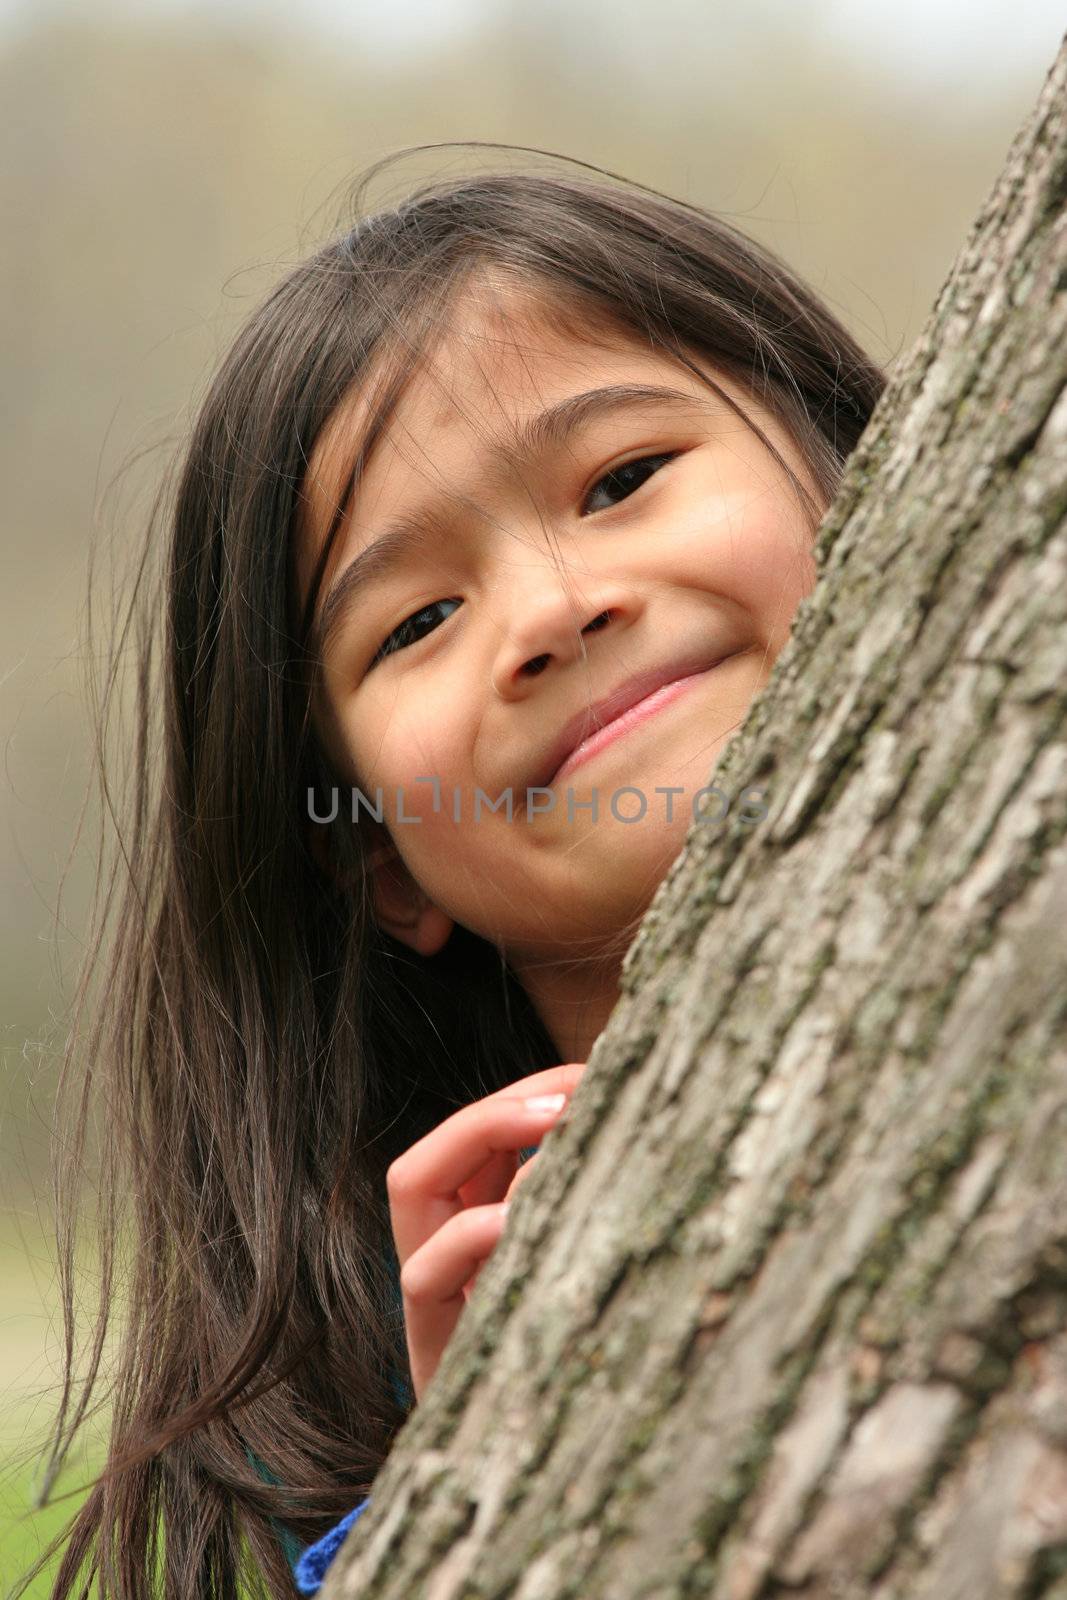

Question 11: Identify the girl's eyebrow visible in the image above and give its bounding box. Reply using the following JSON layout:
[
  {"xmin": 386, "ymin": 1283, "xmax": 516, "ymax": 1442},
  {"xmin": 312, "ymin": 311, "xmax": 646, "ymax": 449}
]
[{"xmin": 310, "ymin": 382, "xmax": 705, "ymax": 662}]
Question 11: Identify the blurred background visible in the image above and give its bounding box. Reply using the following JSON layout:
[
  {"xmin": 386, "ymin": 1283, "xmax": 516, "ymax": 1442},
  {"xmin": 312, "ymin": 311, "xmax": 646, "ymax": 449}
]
[{"xmin": 1, "ymin": 0, "xmax": 1063, "ymax": 1587}]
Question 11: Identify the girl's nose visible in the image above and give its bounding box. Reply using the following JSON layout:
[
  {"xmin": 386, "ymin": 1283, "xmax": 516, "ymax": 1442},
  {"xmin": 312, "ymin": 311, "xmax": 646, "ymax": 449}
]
[{"xmin": 489, "ymin": 573, "xmax": 642, "ymax": 698}]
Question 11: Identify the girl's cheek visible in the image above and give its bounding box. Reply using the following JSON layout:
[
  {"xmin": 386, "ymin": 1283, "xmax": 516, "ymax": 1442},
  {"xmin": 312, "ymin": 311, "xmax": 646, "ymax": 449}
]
[{"xmin": 377, "ymin": 732, "xmax": 460, "ymax": 815}]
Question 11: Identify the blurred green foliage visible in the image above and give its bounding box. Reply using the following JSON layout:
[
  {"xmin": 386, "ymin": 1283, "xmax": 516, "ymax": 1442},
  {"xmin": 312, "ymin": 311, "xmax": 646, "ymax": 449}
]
[{"xmin": 1, "ymin": 1214, "xmax": 106, "ymax": 1596}]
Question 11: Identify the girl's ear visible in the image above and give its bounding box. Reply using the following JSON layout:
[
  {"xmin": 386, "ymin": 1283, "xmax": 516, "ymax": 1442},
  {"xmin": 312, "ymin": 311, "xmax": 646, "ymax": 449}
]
[
  {"xmin": 365, "ymin": 841, "xmax": 455, "ymax": 958},
  {"xmin": 305, "ymin": 820, "xmax": 454, "ymax": 958}
]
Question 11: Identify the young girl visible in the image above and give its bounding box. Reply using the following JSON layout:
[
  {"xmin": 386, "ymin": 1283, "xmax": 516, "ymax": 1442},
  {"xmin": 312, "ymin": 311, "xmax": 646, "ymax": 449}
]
[{"xmin": 30, "ymin": 146, "xmax": 884, "ymax": 1599}]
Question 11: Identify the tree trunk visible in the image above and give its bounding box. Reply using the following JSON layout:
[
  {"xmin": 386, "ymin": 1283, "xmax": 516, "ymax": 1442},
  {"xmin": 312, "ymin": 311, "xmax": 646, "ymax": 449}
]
[{"xmin": 326, "ymin": 39, "xmax": 1067, "ymax": 1600}]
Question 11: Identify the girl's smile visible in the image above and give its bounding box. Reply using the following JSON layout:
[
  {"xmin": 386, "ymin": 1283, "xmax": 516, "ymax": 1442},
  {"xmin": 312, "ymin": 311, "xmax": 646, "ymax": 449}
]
[
  {"xmin": 541, "ymin": 654, "xmax": 737, "ymax": 788},
  {"xmin": 296, "ymin": 270, "xmax": 824, "ymax": 1057}
]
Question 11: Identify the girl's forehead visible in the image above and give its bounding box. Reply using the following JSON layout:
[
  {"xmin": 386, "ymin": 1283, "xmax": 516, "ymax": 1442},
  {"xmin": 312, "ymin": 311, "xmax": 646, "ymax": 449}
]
[
  {"xmin": 337, "ymin": 291, "xmax": 648, "ymax": 454},
  {"xmin": 297, "ymin": 287, "xmax": 661, "ymax": 562}
]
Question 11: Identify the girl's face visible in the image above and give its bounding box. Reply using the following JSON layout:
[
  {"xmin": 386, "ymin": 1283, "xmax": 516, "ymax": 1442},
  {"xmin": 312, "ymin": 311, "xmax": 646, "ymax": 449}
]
[{"xmin": 295, "ymin": 278, "xmax": 822, "ymax": 1054}]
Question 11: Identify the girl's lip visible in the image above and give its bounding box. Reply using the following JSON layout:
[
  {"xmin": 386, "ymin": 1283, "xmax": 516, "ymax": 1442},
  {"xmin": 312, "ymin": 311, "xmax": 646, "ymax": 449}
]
[{"xmin": 549, "ymin": 665, "xmax": 719, "ymax": 785}]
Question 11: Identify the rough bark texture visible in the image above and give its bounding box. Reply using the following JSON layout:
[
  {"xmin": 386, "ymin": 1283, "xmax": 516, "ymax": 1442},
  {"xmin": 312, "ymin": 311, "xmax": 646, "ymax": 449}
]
[{"xmin": 325, "ymin": 39, "xmax": 1067, "ymax": 1600}]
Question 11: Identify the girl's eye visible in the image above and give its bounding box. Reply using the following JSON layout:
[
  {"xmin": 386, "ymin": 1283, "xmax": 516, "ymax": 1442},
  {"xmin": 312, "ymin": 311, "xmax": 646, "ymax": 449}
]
[
  {"xmin": 371, "ymin": 597, "xmax": 461, "ymax": 668},
  {"xmin": 582, "ymin": 452, "xmax": 677, "ymax": 515}
]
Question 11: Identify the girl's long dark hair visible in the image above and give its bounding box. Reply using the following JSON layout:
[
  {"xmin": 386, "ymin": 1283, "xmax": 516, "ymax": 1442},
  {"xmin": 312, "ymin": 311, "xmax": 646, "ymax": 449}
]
[{"xmin": 26, "ymin": 144, "xmax": 885, "ymax": 1597}]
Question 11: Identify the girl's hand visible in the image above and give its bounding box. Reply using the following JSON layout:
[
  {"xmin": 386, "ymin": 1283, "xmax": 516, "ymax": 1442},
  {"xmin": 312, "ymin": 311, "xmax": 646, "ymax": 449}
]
[{"xmin": 386, "ymin": 1061, "xmax": 587, "ymax": 1404}]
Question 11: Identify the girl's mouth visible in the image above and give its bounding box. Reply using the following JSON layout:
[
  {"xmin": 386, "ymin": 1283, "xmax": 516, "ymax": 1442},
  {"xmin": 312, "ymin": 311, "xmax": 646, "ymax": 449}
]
[{"xmin": 548, "ymin": 664, "xmax": 720, "ymax": 786}]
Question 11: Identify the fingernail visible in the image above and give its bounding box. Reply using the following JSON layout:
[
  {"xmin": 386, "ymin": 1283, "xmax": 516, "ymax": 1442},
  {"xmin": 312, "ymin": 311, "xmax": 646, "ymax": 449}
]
[
  {"xmin": 499, "ymin": 1202, "xmax": 511, "ymax": 1218},
  {"xmin": 524, "ymin": 1092, "xmax": 567, "ymax": 1113}
]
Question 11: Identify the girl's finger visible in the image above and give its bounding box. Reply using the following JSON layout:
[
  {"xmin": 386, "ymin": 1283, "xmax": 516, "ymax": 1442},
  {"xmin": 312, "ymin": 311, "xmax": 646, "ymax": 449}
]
[
  {"xmin": 459, "ymin": 1153, "xmax": 540, "ymax": 1301},
  {"xmin": 387, "ymin": 1070, "xmax": 582, "ymax": 1262},
  {"xmin": 400, "ymin": 1202, "xmax": 511, "ymax": 1400},
  {"xmin": 456, "ymin": 1063, "xmax": 585, "ymax": 1207},
  {"xmin": 457, "ymin": 1145, "xmax": 518, "ymax": 1211}
]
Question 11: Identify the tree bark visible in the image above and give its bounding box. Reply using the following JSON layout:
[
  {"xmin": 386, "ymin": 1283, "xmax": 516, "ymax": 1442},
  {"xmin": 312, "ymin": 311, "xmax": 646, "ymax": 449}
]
[{"xmin": 326, "ymin": 38, "xmax": 1067, "ymax": 1600}]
